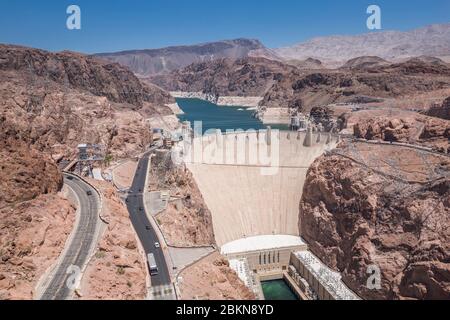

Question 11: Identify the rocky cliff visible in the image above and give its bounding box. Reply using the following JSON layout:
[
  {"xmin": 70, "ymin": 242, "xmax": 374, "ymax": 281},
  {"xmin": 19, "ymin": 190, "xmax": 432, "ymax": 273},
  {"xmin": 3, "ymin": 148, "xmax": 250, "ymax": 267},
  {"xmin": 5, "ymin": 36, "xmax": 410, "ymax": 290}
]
[
  {"xmin": 300, "ymin": 142, "xmax": 450, "ymax": 300},
  {"xmin": 0, "ymin": 113, "xmax": 74, "ymax": 299},
  {"xmin": 353, "ymin": 114, "xmax": 450, "ymax": 153},
  {"xmin": 149, "ymin": 150, "xmax": 215, "ymax": 247},
  {"xmin": 0, "ymin": 116, "xmax": 62, "ymax": 209},
  {"xmin": 0, "ymin": 45, "xmax": 173, "ymax": 106},
  {"xmin": 0, "ymin": 193, "xmax": 75, "ymax": 300},
  {"xmin": 0, "ymin": 44, "xmax": 174, "ymax": 160},
  {"xmin": 149, "ymin": 57, "xmax": 296, "ymax": 99}
]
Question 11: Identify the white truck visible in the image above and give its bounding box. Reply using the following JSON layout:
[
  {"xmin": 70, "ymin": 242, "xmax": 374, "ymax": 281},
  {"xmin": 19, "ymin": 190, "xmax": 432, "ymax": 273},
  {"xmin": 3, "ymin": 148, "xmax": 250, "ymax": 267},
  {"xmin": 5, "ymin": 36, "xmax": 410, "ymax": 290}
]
[{"xmin": 147, "ymin": 253, "xmax": 158, "ymax": 276}]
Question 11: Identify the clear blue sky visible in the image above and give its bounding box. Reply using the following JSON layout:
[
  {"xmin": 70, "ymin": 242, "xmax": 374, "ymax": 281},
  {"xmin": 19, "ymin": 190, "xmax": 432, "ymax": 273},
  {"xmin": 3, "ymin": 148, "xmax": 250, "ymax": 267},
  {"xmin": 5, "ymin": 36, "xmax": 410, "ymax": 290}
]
[{"xmin": 0, "ymin": 0, "xmax": 449, "ymax": 53}]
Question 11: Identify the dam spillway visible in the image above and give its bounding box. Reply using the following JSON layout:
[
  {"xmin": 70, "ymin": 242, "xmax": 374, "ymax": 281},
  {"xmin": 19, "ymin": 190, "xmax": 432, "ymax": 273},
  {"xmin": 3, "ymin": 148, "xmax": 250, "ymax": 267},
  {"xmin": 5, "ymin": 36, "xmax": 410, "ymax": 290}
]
[{"xmin": 180, "ymin": 130, "xmax": 337, "ymax": 247}]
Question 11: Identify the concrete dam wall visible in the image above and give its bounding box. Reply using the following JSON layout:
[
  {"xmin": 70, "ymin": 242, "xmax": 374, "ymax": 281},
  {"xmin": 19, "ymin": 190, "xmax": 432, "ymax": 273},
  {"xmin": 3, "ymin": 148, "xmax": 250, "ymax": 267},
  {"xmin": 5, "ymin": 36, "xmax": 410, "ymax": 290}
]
[{"xmin": 181, "ymin": 130, "xmax": 337, "ymax": 247}]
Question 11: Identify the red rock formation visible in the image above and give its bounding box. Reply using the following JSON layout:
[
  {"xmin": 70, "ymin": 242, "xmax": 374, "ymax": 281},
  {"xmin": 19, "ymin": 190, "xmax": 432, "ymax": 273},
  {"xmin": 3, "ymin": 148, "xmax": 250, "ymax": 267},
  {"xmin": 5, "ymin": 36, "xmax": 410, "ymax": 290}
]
[
  {"xmin": 149, "ymin": 151, "xmax": 215, "ymax": 247},
  {"xmin": 0, "ymin": 194, "xmax": 75, "ymax": 300},
  {"xmin": 0, "ymin": 44, "xmax": 174, "ymax": 160},
  {"xmin": 179, "ymin": 252, "xmax": 256, "ymax": 300},
  {"xmin": 299, "ymin": 142, "xmax": 450, "ymax": 300},
  {"xmin": 149, "ymin": 57, "xmax": 296, "ymax": 100},
  {"xmin": 0, "ymin": 116, "xmax": 62, "ymax": 209},
  {"xmin": 353, "ymin": 114, "xmax": 450, "ymax": 153}
]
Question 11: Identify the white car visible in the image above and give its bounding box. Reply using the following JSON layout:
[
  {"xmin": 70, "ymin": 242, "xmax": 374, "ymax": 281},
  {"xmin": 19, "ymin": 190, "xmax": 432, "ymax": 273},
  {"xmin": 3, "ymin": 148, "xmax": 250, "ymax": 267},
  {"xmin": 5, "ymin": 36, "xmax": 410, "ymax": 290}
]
[{"xmin": 154, "ymin": 242, "xmax": 160, "ymax": 248}]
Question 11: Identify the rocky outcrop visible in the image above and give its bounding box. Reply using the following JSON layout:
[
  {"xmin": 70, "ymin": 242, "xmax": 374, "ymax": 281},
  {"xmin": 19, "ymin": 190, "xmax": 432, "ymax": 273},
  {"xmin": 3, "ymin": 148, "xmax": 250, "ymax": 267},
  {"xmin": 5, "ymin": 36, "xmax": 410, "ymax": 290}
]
[
  {"xmin": 286, "ymin": 58, "xmax": 324, "ymax": 69},
  {"xmin": 260, "ymin": 58, "xmax": 450, "ymax": 110},
  {"xmin": 179, "ymin": 252, "xmax": 256, "ymax": 300},
  {"xmin": 0, "ymin": 194, "xmax": 75, "ymax": 300},
  {"xmin": 353, "ymin": 114, "xmax": 450, "ymax": 153},
  {"xmin": 149, "ymin": 151, "xmax": 215, "ymax": 247},
  {"xmin": 309, "ymin": 106, "xmax": 335, "ymax": 131},
  {"xmin": 340, "ymin": 56, "xmax": 389, "ymax": 71},
  {"xmin": 149, "ymin": 57, "xmax": 296, "ymax": 100},
  {"xmin": 425, "ymin": 97, "xmax": 450, "ymax": 120},
  {"xmin": 0, "ymin": 116, "xmax": 62, "ymax": 209},
  {"xmin": 299, "ymin": 142, "xmax": 450, "ymax": 300}
]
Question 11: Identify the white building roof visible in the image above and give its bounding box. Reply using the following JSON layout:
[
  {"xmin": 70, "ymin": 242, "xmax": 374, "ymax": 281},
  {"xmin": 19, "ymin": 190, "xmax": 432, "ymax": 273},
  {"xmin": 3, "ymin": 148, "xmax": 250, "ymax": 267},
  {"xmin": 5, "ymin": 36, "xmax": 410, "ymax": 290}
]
[{"xmin": 221, "ymin": 235, "xmax": 306, "ymax": 255}]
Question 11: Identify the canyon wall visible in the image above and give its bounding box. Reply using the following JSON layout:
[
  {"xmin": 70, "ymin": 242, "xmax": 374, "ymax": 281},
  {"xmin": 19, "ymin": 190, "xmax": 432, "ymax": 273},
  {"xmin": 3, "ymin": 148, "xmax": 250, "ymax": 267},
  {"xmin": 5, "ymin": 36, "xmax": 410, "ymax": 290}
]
[
  {"xmin": 0, "ymin": 44, "xmax": 175, "ymax": 160},
  {"xmin": 299, "ymin": 141, "xmax": 450, "ymax": 300}
]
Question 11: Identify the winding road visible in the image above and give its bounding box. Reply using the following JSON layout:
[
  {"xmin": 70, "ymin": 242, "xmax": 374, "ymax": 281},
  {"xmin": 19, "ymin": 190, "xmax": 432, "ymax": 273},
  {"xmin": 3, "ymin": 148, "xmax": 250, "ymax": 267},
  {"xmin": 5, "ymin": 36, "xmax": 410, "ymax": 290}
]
[
  {"xmin": 40, "ymin": 174, "xmax": 100, "ymax": 300},
  {"xmin": 126, "ymin": 151, "xmax": 171, "ymax": 288}
]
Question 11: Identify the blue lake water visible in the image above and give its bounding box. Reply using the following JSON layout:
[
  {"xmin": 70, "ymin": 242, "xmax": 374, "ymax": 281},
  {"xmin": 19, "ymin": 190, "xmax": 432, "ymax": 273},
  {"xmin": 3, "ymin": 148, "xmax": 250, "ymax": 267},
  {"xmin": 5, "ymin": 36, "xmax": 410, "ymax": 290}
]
[{"xmin": 176, "ymin": 98, "xmax": 288, "ymax": 134}]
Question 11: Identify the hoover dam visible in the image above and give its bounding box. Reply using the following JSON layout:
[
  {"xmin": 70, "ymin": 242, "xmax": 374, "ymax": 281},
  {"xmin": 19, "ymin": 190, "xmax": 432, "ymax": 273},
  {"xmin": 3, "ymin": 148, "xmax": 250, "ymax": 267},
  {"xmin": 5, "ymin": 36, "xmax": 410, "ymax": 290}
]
[
  {"xmin": 181, "ymin": 129, "xmax": 338, "ymax": 247},
  {"xmin": 171, "ymin": 98, "xmax": 358, "ymax": 300}
]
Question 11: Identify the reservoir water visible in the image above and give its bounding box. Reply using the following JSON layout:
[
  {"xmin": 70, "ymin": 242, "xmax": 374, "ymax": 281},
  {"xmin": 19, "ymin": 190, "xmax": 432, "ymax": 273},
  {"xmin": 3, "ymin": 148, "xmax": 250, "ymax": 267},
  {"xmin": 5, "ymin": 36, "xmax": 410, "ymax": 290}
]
[
  {"xmin": 261, "ymin": 280, "xmax": 298, "ymax": 300},
  {"xmin": 176, "ymin": 98, "xmax": 288, "ymax": 133}
]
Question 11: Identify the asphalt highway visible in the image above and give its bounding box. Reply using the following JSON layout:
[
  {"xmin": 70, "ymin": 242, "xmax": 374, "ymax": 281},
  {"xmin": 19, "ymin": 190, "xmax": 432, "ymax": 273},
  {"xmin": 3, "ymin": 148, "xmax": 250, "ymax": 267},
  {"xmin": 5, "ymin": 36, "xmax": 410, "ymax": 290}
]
[
  {"xmin": 40, "ymin": 174, "xmax": 99, "ymax": 300},
  {"xmin": 125, "ymin": 152, "xmax": 171, "ymax": 287}
]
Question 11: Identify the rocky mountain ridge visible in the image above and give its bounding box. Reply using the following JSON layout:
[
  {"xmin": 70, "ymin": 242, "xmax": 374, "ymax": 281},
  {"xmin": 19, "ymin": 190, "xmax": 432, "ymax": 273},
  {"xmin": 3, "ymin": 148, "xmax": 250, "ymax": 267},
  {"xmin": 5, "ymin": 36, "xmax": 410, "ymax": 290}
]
[
  {"xmin": 275, "ymin": 23, "xmax": 450, "ymax": 67},
  {"xmin": 0, "ymin": 44, "xmax": 175, "ymax": 161},
  {"xmin": 95, "ymin": 38, "xmax": 279, "ymax": 76},
  {"xmin": 148, "ymin": 57, "xmax": 296, "ymax": 99},
  {"xmin": 149, "ymin": 55, "xmax": 450, "ymax": 116}
]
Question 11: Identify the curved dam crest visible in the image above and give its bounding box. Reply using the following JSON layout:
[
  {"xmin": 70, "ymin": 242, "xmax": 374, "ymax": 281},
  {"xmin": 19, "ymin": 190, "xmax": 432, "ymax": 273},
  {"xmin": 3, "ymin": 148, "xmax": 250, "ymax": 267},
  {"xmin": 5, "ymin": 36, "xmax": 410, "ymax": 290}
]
[{"xmin": 183, "ymin": 130, "xmax": 337, "ymax": 247}]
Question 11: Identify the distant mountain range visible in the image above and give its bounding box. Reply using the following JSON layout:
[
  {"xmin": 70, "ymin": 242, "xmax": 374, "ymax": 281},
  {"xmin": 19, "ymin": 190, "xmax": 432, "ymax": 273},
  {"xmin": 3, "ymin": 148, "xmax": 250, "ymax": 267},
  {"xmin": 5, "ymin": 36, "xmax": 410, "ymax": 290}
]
[
  {"xmin": 95, "ymin": 23, "xmax": 450, "ymax": 76},
  {"xmin": 274, "ymin": 23, "xmax": 450, "ymax": 67},
  {"xmin": 95, "ymin": 38, "xmax": 278, "ymax": 76}
]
